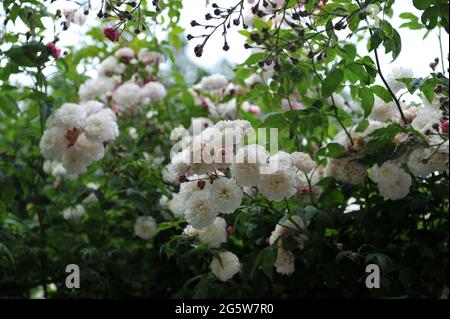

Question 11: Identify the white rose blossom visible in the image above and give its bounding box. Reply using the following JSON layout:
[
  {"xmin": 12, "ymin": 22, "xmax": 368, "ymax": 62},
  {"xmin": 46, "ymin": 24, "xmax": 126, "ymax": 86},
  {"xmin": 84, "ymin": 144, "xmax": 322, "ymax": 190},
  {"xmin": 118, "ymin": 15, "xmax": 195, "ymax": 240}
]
[
  {"xmin": 231, "ymin": 144, "xmax": 269, "ymax": 187},
  {"xmin": 386, "ymin": 67, "xmax": 414, "ymax": 94},
  {"xmin": 207, "ymin": 179, "xmax": 243, "ymax": 214},
  {"xmin": 63, "ymin": 204, "xmax": 85, "ymax": 221},
  {"xmin": 198, "ymin": 217, "xmax": 228, "ymax": 248},
  {"xmin": 39, "ymin": 101, "xmax": 119, "ymax": 177},
  {"xmin": 184, "ymin": 189, "xmax": 219, "ymax": 228},
  {"xmin": 134, "ymin": 216, "xmax": 157, "ymax": 240},
  {"xmin": 112, "ymin": 82, "xmax": 142, "ymax": 114},
  {"xmin": 210, "ymin": 251, "xmax": 241, "ymax": 282},
  {"xmin": 141, "ymin": 81, "xmax": 167, "ymax": 104},
  {"xmin": 197, "ymin": 74, "xmax": 228, "ymax": 92},
  {"xmin": 258, "ymin": 161, "xmax": 298, "ymax": 201},
  {"xmin": 274, "ymin": 248, "xmax": 296, "ymax": 275},
  {"xmin": 370, "ymin": 161, "xmax": 412, "ymax": 200},
  {"xmin": 290, "ymin": 152, "xmax": 316, "ymax": 174}
]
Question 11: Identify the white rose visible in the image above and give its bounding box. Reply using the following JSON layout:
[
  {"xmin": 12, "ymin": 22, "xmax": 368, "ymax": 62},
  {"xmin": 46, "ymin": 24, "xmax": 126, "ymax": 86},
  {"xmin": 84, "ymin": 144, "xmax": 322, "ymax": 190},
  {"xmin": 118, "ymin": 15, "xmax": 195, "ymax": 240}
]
[
  {"xmin": 54, "ymin": 103, "xmax": 87, "ymax": 130},
  {"xmin": 184, "ymin": 189, "xmax": 218, "ymax": 229},
  {"xmin": 210, "ymin": 251, "xmax": 241, "ymax": 282},
  {"xmin": 274, "ymin": 248, "xmax": 295, "ymax": 275},
  {"xmin": 134, "ymin": 216, "xmax": 157, "ymax": 240},
  {"xmin": 84, "ymin": 109, "xmax": 119, "ymax": 142},
  {"xmin": 112, "ymin": 82, "xmax": 142, "ymax": 113},
  {"xmin": 198, "ymin": 217, "xmax": 227, "ymax": 248},
  {"xmin": 115, "ymin": 47, "xmax": 135, "ymax": 60},
  {"xmin": 386, "ymin": 67, "xmax": 414, "ymax": 94},
  {"xmin": 231, "ymin": 144, "xmax": 269, "ymax": 187},
  {"xmin": 197, "ymin": 74, "xmax": 228, "ymax": 92},
  {"xmin": 290, "ymin": 152, "xmax": 315, "ymax": 174},
  {"xmin": 325, "ymin": 157, "xmax": 368, "ymax": 185},
  {"xmin": 63, "ymin": 204, "xmax": 85, "ymax": 220},
  {"xmin": 207, "ymin": 178, "xmax": 243, "ymax": 214},
  {"xmin": 141, "ymin": 81, "xmax": 167, "ymax": 103},
  {"xmin": 39, "ymin": 127, "xmax": 67, "ymax": 160},
  {"xmin": 258, "ymin": 159, "xmax": 298, "ymax": 202}
]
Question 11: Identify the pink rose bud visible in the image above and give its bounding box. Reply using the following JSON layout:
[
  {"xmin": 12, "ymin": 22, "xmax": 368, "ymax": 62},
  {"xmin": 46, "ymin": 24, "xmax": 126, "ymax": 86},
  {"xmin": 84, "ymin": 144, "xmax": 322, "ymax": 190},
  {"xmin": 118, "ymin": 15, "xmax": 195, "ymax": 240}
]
[
  {"xmin": 197, "ymin": 180, "xmax": 206, "ymax": 189},
  {"xmin": 178, "ymin": 175, "xmax": 189, "ymax": 183},
  {"xmin": 248, "ymin": 105, "xmax": 261, "ymax": 115},
  {"xmin": 441, "ymin": 120, "xmax": 449, "ymax": 134},
  {"xmin": 226, "ymin": 226, "xmax": 234, "ymax": 236},
  {"xmin": 302, "ymin": 187, "xmax": 311, "ymax": 194},
  {"xmin": 47, "ymin": 42, "xmax": 61, "ymax": 59},
  {"xmin": 103, "ymin": 27, "xmax": 120, "ymax": 42}
]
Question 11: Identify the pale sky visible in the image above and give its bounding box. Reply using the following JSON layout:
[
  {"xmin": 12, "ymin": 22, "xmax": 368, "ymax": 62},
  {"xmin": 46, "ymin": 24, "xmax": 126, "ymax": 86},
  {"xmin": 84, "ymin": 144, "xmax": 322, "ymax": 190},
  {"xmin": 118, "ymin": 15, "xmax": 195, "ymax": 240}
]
[
  {"xmin": 6, "ymin": 1, "xmax": 450, "ymax": 81},
  {"xmin": 179, "ymin": 0, "xmax": 449, "ymax": 77}
]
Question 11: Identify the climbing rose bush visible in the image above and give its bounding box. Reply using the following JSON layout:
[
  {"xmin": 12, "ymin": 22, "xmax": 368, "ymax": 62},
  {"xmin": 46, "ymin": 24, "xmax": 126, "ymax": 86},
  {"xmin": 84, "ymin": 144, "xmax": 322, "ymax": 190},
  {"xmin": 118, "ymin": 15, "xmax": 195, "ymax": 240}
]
[{"xmin": 0, "ymin": 0, "xmax": 448, "ymax": 299}]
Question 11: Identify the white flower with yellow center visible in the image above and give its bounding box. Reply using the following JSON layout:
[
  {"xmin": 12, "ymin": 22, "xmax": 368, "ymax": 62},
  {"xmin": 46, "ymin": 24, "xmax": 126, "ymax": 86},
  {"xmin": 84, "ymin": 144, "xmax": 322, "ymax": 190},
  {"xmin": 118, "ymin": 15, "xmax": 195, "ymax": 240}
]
[
  {"xmin": 258, "ymin": 163, "xmax": 298, "ymax": 202},
  {"xmin": 184, "ymin": 190, "xmax": 218, "ymax": 228},
  {"xmin": 208, "ymin": 179, "xmax": 243, "ymax": 214},
  {"xmin": 134, "ymin": 216, "xmax": 157, "ymax": 240}
]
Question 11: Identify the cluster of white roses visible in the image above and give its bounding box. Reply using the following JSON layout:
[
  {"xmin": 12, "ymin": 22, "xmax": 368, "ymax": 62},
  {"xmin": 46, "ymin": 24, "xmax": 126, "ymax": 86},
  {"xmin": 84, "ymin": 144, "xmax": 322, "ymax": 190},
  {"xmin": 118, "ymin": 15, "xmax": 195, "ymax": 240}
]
[
  {"xmin": 407, "ymin": 96, "xmax": 449, "ymax": 177},
  {"xmin": 191, "ymin": 73, "xmax": 263, "ymax": 119},
  {"xmin": 42, "ymin": 47, "xmax": 170, "ymax": 230},
  {"xmin": 161, "ymin": 119, "xmax": 322, "ymax": 280},
  {"xmin": 39, "ymin": 101, "xmax": 119, "ymax": 177},
  {"xmin": 163, "ymin": 119, "xmax": 321, "ymax": 209},
  {"xmin": 78, "ymin": 47, "xmax": 167, "ymax": 115},
  {"xmin": 325, "ymin": 86, "xmax": 448, "ymax": 201},
  {"xmin": 40, "ymin": 47, "xmax": 169, "ymax": 179}
]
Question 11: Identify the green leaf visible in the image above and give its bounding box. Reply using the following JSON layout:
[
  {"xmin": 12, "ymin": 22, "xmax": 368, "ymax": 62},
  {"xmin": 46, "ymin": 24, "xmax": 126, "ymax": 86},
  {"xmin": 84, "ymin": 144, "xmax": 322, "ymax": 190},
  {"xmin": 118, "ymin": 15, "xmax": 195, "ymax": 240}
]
[
  {"xmin": 259, "ymin": 112, "xmax": 288, "ymax": 128},
  {"xmin": 244, "ymin": 52, "xmax": 266, "ymax": 66},
  {"xmin": 359, "ymin": 87, "xmax": 375, "ymax": 117},
  {"xmin": 347, "ymin": 13, "xmax": 361, "ymax": 32},
  {"xmin": 0, "ymin": 94, "xmax": 19, "ymax": 118},
  {"xmin": 412, "ymin": 0, "xmax": 432, "ymax": 10},
  {"xmin": 0, "ymin": 243, "xmax": 15, "ymax": 269},
  {"xmin": 371, "ymin": 85, "xmax": 393, "ymax": 102},
  {"xmin": 156, "ymin": 220, "xmax": 184, "ymax": 235},
  {"xmin": 357, "ymin": 124, "xmax": 425, "ymax": 166},
  {"xmin": 322, "ymin": 68, "xmax": 344, "ymax": 98},
  {"xmin": 317, "ymin": 143, "xmax": 347, "ymax": 158},
  {"xmin": 303, "ymin": 206, "xmax": 317, "ymax": 226},
  {"xmin": 356, "ymin": 119, "xmax": 369, "ymax": 132},
  {"xmin": 251, "ymin": 247, "xmax": 276, "ymax": 281},
  {"xmin": 369, "ymin": 29, "xmax": 383, "ymax": 52}
]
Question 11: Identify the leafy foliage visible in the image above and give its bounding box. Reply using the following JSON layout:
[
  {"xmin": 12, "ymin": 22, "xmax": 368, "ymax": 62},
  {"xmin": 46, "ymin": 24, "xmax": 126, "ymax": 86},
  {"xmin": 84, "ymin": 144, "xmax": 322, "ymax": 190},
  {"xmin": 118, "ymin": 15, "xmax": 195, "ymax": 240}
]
[{"xmin": 0, "ymin": 0, "xmax": 448, "ymax": 299}]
